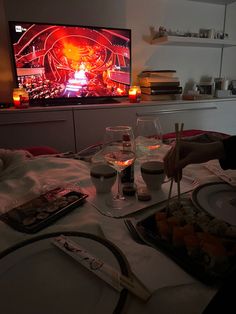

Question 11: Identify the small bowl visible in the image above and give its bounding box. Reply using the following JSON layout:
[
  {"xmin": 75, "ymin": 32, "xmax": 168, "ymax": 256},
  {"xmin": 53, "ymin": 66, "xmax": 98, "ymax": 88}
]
[
  {"xmin": 141, "ymin": 161, "xmax": 165, "ymax": 191},
  {"xmin": 90, "ymin": 164, "xmax": 116, "ymax": 194}
]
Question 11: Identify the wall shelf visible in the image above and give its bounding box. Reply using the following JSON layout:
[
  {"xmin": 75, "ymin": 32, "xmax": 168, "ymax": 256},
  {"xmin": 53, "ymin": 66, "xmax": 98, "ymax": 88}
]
[
  {"xmin": 151, "ymin": 35, "xmax": 236, "ymax": 48},
  {"xmin": 188, "ymin": 0, "xmax": 235, "ymax": 5}
]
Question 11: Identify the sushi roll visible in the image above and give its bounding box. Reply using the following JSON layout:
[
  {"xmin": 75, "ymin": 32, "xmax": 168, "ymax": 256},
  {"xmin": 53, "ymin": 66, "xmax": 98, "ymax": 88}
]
[
  {"xmin": 201, "ymin": 241, "xmax": 229, "ymax": 273},
  {"xmin": 155, "ymin": 211, "xmax": 167, "ymax": 222},
  {"xmin": 156, "ymin": 220, "xmax": 170, "ymax": 240},
  {"xmin": 172, "ymin": 224, "xmax": 195, "ymax": 247},
  {"xmin": 184, "ymin": 234, "xmax": 201, "ymax": 258}
]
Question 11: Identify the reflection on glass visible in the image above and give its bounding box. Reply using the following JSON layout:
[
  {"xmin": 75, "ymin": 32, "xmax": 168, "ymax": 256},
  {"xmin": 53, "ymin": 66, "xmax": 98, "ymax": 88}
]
[
  {"xmin": 135, "ymin": 116, "xmax": 163, "ymax": 160},
  {"xmin": 103, "ymin": 125, "xmax": 135, "ymax": 210}
]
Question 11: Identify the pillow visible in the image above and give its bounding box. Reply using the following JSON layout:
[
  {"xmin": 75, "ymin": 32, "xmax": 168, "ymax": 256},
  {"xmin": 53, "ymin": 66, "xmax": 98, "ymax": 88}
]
[
  {"xmin": 22, "ymin": 146, "xmax": 59, "ymax": 156},
  {"xmin": 163, "ymin": 129, "xmax": 229, "ymax": 144}
]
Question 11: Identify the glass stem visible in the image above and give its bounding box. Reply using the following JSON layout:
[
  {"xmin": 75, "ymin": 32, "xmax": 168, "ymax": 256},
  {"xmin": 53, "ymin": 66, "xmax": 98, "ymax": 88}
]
[{"xmin": 115, "ymin": 171, "xmax": 125, "ymax": 200}]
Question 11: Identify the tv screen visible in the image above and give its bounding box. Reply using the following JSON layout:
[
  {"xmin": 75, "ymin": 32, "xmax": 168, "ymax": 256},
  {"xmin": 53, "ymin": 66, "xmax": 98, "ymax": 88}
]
[{"xmin": 9, "ymin": 21, "xmax": 131, "ymax": 105}]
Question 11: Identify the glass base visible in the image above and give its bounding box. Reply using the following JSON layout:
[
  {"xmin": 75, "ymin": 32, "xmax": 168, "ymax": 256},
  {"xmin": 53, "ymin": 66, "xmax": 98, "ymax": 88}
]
[{"xmin": 106, "ymin": 195, "xmax": 132, "ymax": 210}]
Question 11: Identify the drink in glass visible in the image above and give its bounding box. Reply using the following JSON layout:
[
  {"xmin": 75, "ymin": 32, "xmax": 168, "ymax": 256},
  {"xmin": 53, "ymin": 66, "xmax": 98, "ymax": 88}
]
[{"xmin": 103, "ymin": 126, "xmax": 135, "ymax": 210}]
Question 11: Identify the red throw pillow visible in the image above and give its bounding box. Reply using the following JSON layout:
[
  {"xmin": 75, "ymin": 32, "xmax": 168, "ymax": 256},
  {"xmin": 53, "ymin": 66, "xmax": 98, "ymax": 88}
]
[{"xmin": 22, "ymin": 146, "xmax": 59, "ymax": 156}]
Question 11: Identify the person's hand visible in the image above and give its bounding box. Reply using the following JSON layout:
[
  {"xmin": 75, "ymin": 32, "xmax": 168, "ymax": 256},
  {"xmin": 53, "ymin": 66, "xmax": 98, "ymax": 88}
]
[{"xmin": 163, "ymin": 140, "xmax": 225, "ymax": 179}]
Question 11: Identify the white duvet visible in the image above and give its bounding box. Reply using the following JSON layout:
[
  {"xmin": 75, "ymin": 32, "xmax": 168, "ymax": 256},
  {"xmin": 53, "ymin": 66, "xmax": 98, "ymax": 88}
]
[{"xmin": 0, "ymin": 149, "xmax": 90, "ymax": 214}]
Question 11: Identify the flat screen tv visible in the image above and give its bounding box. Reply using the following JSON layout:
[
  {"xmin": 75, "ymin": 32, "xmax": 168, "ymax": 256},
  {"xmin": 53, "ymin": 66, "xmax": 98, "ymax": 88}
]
[{"xmin": 8, "ymin": 21, "xmax": 131, "ymax": 106}]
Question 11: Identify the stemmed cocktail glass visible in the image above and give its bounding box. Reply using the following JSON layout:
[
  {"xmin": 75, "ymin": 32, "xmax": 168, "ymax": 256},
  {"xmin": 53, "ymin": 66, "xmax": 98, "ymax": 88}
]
[{"xmin": 103, "ymin": 126, "xmax": 135, "ymax": 210}]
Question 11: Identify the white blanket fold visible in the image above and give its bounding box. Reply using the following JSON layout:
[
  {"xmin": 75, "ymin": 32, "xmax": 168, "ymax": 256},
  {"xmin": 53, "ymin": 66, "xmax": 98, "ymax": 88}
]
[{"xmin": 0, "ymin": 149, "xmax": 89, "ymax": 214}]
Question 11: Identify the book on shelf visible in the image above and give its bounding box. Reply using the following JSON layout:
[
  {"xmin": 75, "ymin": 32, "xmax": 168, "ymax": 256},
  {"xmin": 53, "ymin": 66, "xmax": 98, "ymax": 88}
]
[
  {"xmin": 140, "ymin": 81, "xmax": 180, "ymax": 88},
  {"xmin": 139, "ymin": 70, "xmax": 176, "ymax": 78},
  {"xmin": 141, "ymin": 86, "xmax": 182, "ymax": 95},
  {"xmin": 139, "ymin": 76, "xmax": 179, "ymax": 83},
  {"xmin": 141, "ymin": 93, "xmax": 181, "ymax": 101}
]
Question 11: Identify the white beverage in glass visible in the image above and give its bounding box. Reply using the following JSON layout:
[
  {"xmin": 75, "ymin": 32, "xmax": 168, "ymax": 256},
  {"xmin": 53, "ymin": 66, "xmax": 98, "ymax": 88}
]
[
  {"xmin": 135, "ymin": 116, "xmax": 162, "ymax": 160},
  {"xmin": 104, "ymin": 150, "xmax": 135, "ymax": 172},
  {"xmin": 135, "ymin": 136, "xmax": 161, "ymax": 154}
]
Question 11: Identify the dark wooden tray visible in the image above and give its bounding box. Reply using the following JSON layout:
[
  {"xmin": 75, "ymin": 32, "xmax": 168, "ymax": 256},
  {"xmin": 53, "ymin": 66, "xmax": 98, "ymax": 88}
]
[
  {"xmin": 0, "ymin": 188, "xmax": 88, "ymax": 234},
  {"xmin": 136, "ymin": 210, "xmax": 236, "ymax": 285}
]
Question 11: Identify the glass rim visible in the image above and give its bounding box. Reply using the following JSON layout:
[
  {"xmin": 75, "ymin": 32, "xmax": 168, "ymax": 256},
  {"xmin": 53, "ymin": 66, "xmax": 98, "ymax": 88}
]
[
  {"xmin": 105, "ymin": 125, "xmax": 133, "ymax": 132},
  {"xmin": 136, "ymin": 116, "xmax": 160, "ymax": 122}
]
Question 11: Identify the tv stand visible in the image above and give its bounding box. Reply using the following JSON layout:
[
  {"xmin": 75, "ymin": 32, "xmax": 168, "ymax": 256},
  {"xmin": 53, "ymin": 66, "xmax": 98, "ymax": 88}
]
[
  {"xmin": 31, "ymin": 97, "xmax": 124, "ymax": 107},
  {"xmin": 1, "ymin": 99, "xmax": 236, "ymax": 153},
  {"xmin": 76, "ymin": 97, "xmax": 122, "ymax": 105}
]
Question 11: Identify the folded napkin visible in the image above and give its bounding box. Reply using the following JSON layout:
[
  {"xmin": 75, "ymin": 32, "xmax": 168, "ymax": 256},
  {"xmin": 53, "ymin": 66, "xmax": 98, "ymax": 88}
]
[
  {"xmin": 126, "ymin": 282, "xmax": 216, "ymax": 314},
  {"xmin": 100, "ymin": 216, "xmax": 196, "ymax": 293}
]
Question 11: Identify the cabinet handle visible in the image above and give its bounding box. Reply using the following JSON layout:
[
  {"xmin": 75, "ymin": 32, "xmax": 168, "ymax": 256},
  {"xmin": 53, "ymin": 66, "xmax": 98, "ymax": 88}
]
[
  {"xmin": 137, "ymin": 106, "xmax": 217, "ymax": 116},
  {"xmin": 0, "ymin": 119, "xmax": 66, "ymax": 126}
]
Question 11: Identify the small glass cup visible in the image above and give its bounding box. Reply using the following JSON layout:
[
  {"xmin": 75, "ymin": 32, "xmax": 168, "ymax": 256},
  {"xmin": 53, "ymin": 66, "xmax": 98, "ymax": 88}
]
[
  {"xmin": 128, "ymin": 86, "xmax": 141, "ymax": 103},
  {"xmin": 13, "ymin": 88, "xmax": 29, "ymax": 109}
]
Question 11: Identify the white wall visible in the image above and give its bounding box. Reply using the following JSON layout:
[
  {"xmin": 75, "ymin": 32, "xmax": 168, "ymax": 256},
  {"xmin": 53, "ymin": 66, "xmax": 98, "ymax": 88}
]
[
  {"xmin": 0, "ymin": 0, "xmax": 235, "ymax": 102},
  {"xmin": 221, "ymin": 2, "xmax": 236, "ymax": 80},
  {"xmin": 126, "ymin": 0, "xmax": 225, "ymax": 89}
]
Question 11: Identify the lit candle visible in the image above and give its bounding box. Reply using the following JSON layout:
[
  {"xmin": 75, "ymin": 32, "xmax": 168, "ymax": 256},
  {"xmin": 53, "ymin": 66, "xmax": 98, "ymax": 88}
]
[
  {"xmin": 13, "ymin": 95, "xmax": 21, "ymax": 107},
  {"xmin": 128, "ymin": 86, "xmax": 141, "ymax": 103},
  {"xmin": 13, "ymin": 88, "xmax": 29, "ymax": 108}
]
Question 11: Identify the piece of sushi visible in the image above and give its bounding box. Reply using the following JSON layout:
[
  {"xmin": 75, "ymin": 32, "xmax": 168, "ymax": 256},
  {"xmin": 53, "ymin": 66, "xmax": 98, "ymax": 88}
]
[
  {"xmin": 167, "ymin": 216, "xmax": 183, "ymax": 228},
  {"xmin": 155, "ymin": 211, "xmax": 167, "ymax": 222},
  {"xmin": 184, "ymin": 234, "xmax": 201, "ymax": 258},
  {"xmin": 156, "ymin": 220, "xmax": 170, "ymax": 240},
  {"xmin": 201, "ymin": 241, "xmax": 229, "ymax": 273},
  {"xmin": 172, "ymin": 224, "xmax": 195, "ymax": 247}
]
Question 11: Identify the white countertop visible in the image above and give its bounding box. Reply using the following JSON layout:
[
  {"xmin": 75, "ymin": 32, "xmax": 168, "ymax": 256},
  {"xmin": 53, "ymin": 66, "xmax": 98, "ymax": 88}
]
[{"xmin": 1, "ymin": 97, "xmax": 236, "ymax": 113}]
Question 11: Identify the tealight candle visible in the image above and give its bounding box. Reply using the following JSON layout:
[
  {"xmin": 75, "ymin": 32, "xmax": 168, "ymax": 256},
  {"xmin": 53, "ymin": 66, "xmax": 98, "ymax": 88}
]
[
  {"xmin": 13, "ymin": 88, "xmax": 29, "ymax": 109},
  {"xmin": 128, "ymin": 86, "xmax": 141, "ymax": 103}
]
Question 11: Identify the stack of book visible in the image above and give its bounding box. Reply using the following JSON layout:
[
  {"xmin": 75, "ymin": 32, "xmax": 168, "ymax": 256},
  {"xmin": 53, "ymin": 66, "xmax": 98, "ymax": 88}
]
[{"xmin": 138, "ymin": 70, "xmax": 182, "ymax": 101}]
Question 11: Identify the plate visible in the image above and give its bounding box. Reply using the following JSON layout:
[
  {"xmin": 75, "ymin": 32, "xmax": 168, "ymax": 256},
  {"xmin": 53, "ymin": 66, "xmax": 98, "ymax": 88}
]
[
  {"xmin": 191, "ymin": 182, "xmax": 236, "ymax": 226},
  {"xmin": 0, "ymin": 232, "xmax": 129, "ymax": 314}
]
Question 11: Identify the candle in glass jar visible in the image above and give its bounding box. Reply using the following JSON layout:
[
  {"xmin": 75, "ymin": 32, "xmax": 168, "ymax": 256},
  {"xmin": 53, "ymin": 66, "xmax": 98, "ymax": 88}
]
[
  {"xmin": 128, "ymin": 86, "xmax": 141, "ymax": 103},
  {"xmin": 13, "ymin": 88, "xmax": 29, "ymax": 108}
]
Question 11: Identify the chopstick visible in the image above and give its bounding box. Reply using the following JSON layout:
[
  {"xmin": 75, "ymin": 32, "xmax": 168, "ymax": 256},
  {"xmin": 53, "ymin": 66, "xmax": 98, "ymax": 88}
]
[
  {"xmin": 166, "ymin": 177, "xmax": 174, "ymax": 210},
  {"xmin": 166, "ymin": 122, "xmax": 184, "ymax": 211},
  {"xmin": 176, "ymin": 123, "xmax": 184, "ymax": 208}
]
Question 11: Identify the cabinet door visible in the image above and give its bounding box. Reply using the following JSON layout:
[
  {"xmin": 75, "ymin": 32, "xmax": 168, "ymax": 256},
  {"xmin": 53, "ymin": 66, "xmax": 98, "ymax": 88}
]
[
  {"xmin": 211, "ymin": 100, "xmax": 236, "ymax": 135},
  {"xmin": 74, "ymin": 107, "xmax": 137, "ymax": 151},
  {"xmin": 136, "ymin": 102, "xmax": 221, "ymax": 134},
  {"xmin": 0, "ymin": 110, "xmax": 75, "ymax": 152}
]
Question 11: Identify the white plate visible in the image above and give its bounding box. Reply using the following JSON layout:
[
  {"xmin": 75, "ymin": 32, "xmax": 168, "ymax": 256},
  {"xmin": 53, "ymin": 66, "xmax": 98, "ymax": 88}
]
[
  {"xmin": 0, "ymin": 232, "xmax": 129, "ymax": 314},
  {"xmin": 191, "ymin": 182, "xmax": 236, "ymax": 225}
]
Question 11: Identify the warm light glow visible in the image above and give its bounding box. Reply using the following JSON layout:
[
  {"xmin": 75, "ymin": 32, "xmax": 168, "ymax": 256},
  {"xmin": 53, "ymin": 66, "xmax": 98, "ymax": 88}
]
[
  {"xmin": 128, "ymin": 86, "xmax": 141, "ymax": 103},
  {"xmin": 13, "ymin": 88, "xmax": 29, "ymax": 108},
  {"xmin": 148, "ymin": 144, "xmax": 161, "ymax": 150}
]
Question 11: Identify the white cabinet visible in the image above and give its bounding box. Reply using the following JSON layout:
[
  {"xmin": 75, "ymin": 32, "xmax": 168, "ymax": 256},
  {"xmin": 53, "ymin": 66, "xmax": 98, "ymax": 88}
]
[
  {"xmin": 135, "ymin": 100, "xmax": 236, "ymax": 135},
  {"xmin": 1, "ymin": 99, "xmax": 236, "ymax": 153},
  {"xmin": 73, "ymin": 99, "xmax": 236, "ymax": 151},
  {"xmin": 135, "ymin": 103, "xmax": 218, "ymax": 133},
  {"xmin": 73, "ymin": 106, "xmax": 137, "ymax": 151},
  {"xmin": 0, "ymin": 108, "xmax": 76, "ymax": 152}
]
